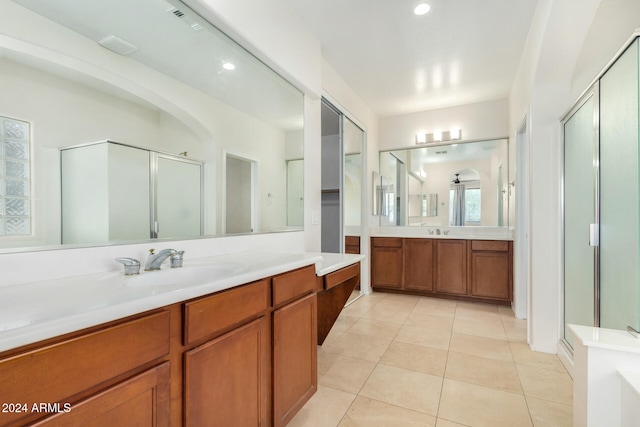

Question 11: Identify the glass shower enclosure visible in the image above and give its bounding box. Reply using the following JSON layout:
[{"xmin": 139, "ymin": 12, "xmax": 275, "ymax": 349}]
[{"xmin": 562, "ymin": 36, "xmax": 640, "ymax": 349}]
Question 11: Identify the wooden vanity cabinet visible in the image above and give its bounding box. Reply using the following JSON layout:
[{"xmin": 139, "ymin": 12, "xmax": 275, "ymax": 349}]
[
  {"xmin": 317, "ymin": 263, "xmax": 361, "ymax": 344},
  {"xmin": 1, "ymin": 265, "xmax": 318, "ymax": 427},
  {"xmin": 469, "ymin": 240, "xmax": 513, "ymax": 302},
  {"xmin": 31, "ymin": 362, "xmax": 171, "ymax": 427},
  {"xmin": 0, "ymin": 311, "xmax": 171, "ymax": 427},
  {"xmin": 371, "ymin": 237, "xmax": 403, "ymax": 289},
  {"xmin": 435, "ymin": 239, "xmax": 468, "ymax": 295},
  {"xmin": 184, "ymin": 317, "xmax": 270, "ymax": 427},
  {"xmin": 404, "ymin": 238, "xmax": 435, "ymax": 292},
  {"xmin": 183, "ymin": 279, "xmax": 271, "ymax": 427},
  {"xmin": 371, "ymin": 237, "xmax": 512, "ymax": 304},
  {"xmin": 345, "ymin": 236, "xmax": 361, "ymax": 254},
  {"xmin": 272, "ymin": 266, "xmax": 318, "ymax": 427}
]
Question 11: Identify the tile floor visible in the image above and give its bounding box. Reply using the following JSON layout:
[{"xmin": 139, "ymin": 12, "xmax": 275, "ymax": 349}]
[{"xmin": 289, "ymin": 292, "xmax": 573, "ymax": 427}]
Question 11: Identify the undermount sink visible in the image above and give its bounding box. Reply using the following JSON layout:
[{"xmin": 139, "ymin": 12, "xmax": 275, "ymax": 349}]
[{"xmin": 122, "ymin": 263, "xmax": 246, "ymax": 288}]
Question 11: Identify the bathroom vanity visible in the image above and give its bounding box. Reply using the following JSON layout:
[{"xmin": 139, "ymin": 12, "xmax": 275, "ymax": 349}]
[
  {"xmin": 371, "ymin": 231, "xmax": 513, "ymax": 304},
  {"xmin": 0, "ymin": 252, "xmax": 361, "ymax": 427}
]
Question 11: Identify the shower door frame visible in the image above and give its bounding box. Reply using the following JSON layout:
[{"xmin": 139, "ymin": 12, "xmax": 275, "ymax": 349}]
[
  {"xmin": 560, "ymin": 31, "xmax": 640, "ymax": 353},
  {"xmin": 560, "ymin": 84, "xmax": 600, "ymax": 354}
]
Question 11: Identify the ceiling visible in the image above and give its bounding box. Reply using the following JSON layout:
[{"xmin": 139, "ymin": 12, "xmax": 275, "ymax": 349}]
[{"xmin": 285, "ymin": 0, "xmax": 539, "ymax": 118}]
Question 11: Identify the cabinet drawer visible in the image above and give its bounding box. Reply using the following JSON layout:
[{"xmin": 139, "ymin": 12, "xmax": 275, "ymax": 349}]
[
  {"xmin": 324, "ymin": 263, "xmax": 360, "ymax": 290},
  {"xmin": 471, "ymin": 240, "xmax": 510, "ymax": 252},
  {"xmin": 184, "ymin": 279, "xmax": 269, "ymax": 346},
  {"xmin": 372, "ymin": 237, "xmax": 402, "ymax": 248},
  {"xmin": 272, "ymin": 265, "xmax": 316, "ymax": 306},
  {"xmin": 0, "ymin": 311, "xmax": 170, "ymax": 426},
  {"xmin": 345, "ymin": 236, "xmax": 360, "ymax": 246}
]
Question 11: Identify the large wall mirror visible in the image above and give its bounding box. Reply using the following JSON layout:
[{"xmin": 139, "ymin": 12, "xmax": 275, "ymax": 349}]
[
  {"xmin": 0, "ymin": 0, "xmax": 304, "ymax": 252},
  {"xmin": 378, "ymin": 139, "xmax": 509, "ymax": 227}
]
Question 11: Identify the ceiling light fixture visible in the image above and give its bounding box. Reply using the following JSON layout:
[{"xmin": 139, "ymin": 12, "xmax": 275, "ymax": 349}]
[
  {"xmin": 222, "ymin": 62, "xmax": 236, "ymax": 71},
  {"xmin": 414, "ymin": 3, "xmax": 431, "ymax": 16},
  {"xmin": 415, "ymin": 129, "xmax": 463, "ymax": 145}
]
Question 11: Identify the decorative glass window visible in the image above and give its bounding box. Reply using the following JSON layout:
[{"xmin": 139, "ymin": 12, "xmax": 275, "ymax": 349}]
[{"xmin": 0, "ymin": 116, "xmax": 31, "ymax": 236}]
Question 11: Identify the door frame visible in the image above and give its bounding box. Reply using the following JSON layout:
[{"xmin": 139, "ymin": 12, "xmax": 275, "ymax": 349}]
[
  {"xmin": 514, "ymin": 112, "xmax": 531, "ymax": 325},
  {"xmin": 222, "ymin": 150, "xmax": 259, "ymax": 234}
]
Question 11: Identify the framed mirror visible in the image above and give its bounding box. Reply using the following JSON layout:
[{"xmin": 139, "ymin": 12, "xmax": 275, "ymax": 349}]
[
  {"xmin": 378, "ymin": 138, "xmax": 509, "ymax": 227},
  {"xmin": 0, "ymin": 0, "xmax": 304, "ymax": 252}
]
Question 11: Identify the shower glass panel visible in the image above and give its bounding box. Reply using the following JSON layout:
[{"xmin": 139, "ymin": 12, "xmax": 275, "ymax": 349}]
[
  {"xmin": 599, "ymin": 39, "xmax": 640, "ymax": 332},
  {"xmin": 343, "ymin": 117, "xmax": 363, "ymax": 246},
  {"xmin": 155, "ymin": 155, "xmax": 203, "ymax": 239},
  {"xmin": 563, "ymin": 94, "xmax": 596, "ymax": 348}
]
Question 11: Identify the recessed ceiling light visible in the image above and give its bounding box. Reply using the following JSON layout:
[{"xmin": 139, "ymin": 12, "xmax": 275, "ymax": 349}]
[
  {"xmin": 222, "ymin": 62, "xmax": 236, "ymax": 71},
  {"xmin": 414, "ymin": 3, "xmax": 431, "ymax": 15}
]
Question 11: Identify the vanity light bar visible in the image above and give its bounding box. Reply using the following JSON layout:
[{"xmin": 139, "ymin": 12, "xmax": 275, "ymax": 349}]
[{"xmin": 415, "ymin": 128, "xmax": 462, "ymax": 144}]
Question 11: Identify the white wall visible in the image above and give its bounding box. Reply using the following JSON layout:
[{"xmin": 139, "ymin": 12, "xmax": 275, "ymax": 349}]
[{"xmin": 379, "ymin": 99, "xmax": 509, "ymax": 151}]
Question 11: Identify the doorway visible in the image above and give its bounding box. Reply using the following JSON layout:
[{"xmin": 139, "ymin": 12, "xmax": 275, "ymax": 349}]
[{"xmin": 225, "ymin": 153, "xmax": 256, "ymax": 234}]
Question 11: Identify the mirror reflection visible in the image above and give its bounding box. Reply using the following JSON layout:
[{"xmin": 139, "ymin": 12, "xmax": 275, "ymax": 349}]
[
  {"xmin": 0, "ymin": 0, "xmax": 304, "ymax": 251},
  {"xmin": 378, "ymin": 139, "xmax": 509, "ymax": 227}
]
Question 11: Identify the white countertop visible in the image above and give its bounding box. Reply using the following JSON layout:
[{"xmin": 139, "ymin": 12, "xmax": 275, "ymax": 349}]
[
  {"xmin": 569, "ymin": 324, "xmax": 640, "ymax": 354},
  {"xmin": 312, "ymin": 252, "xmax": 365, "ymax": 276},
  {"xmin": 0, "ymin": 251, "xmax": 363, "ymax": 353},
  {"xmin": 371, "ymin": 226, "xmax": 513, "ymax": 240}
]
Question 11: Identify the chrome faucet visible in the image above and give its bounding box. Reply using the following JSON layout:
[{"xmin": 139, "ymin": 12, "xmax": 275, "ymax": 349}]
[
  {"xmin": 436, "ymin": 228, "xmax": 441, "ymax": 235},
  {"xmin": 145, "ymin": 248, "xmax": 177, "ymax": 271}
]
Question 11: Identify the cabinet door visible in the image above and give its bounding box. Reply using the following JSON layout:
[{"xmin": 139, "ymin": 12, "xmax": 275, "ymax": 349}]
[
  {"xmin": 31, "ymin": 363, "xmax": 170, "ymax": 427},
  {"xmin": 371, "ymin": 238, "xmax": 403, "ymax": 289},
  {"xmin": 184, "ymin": 317, "xmax": 270, "ymax": 427},
  {"xmin": 273, "ymin": 293, "xmax": 317, "ymax": 427},
  {"xmin": 404, "ymin": 239, "xmax": 434, "ymax": 291},
  {"xmin": 435, "ymin": 240, "xmax": 467, "ymax": 295},
  {"xmin": 470, "ymin": 242, "xmax": 512, "ymax": 301}
]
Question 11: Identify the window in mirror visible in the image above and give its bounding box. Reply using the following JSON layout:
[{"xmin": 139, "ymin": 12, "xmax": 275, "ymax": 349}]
[{"xmin": 0, "ymin": 116, "xmax": 31, "ymax": 236}]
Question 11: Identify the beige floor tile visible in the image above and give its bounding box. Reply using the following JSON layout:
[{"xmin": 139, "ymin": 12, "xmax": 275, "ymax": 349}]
[
  {"xmin": 436, "ymin": 419, "xmax": 470, "ymax": 427},
  {"xmin": 517, "ymin": 364, "xmax": 573, "ymax": 405},
  {"xmin": 510, "ymin": 342, "xmax": 567, "ymax": 372},
  {"xmin": 404, "ymin": 311, "xmax": 455, "ymax": 330},
  {"xmin": 331, "ymin": 314, "xmax": 360, "ymax": 333},
  {"xmin": 526, "ymin": 396, "xmax": 573, "ymax": 427},
  {"xmin": 453, "ymin": 316, "xmax": 507, "ymax": 340},
  {"xmin": 338, "ymin": 396, "xmax": 437, "ymax": 427},
  {"xmin": 318, "ymin": 351, "xmax": 377, "ymax": 394},
  {"xmin": 444, "ymin": 351, "xmax": 522, "ymax": 393},
  {"xmin": 345, "ymin": 318, "xmax": 402, "ymax": 340},
  {"xmin": 502, "ymin": 318, "xmax": 528, "ymax": 342},
  {"xmin": 454, "ymin": 302, "xmax": 501, "ymax": 320},
  {"xmin": 498, "ymin": 305, "xmax": 516, "ymax": 317},
  {"xmin": 361, "ymin": 305, "xmax": 412, "ymax": 323},
  {"xmin": 287, "ymin": 385, "xmax": 356, "ymax": 427},
  {"xmin": 438, "ymin": 379, "xmax": 533, "ymax": 427},
  {"xmin": 412, "ymin": 297, "xmax": 457, "ymax": 318},
  {"xmin": 359, "ymin": 364, "xmax": 442, "ymax": 415},
  {"xmin": 362, "ymin": 296, "xmax": 418, "ymax": 323},
  {"xmin": 395, "ymin": 323, "xmax": 452, "ymax": 350},
  {"xmin": 322, "ymin": 327, "xmax": 345, "ymax": 347},
  {"xmin": 380, "ymin": 341, "xmax": 448, "ymax": 376},
  {"xmin": 448, "ymin": 333, "xmax": 513, "ymax": 362},
  {"xmin": 323, "ymin": 332, "xmax": 392, "ymax": 363},
  {"xmin": 342, "ymin": 300, "xmax": 375, "ymax": 318}
]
